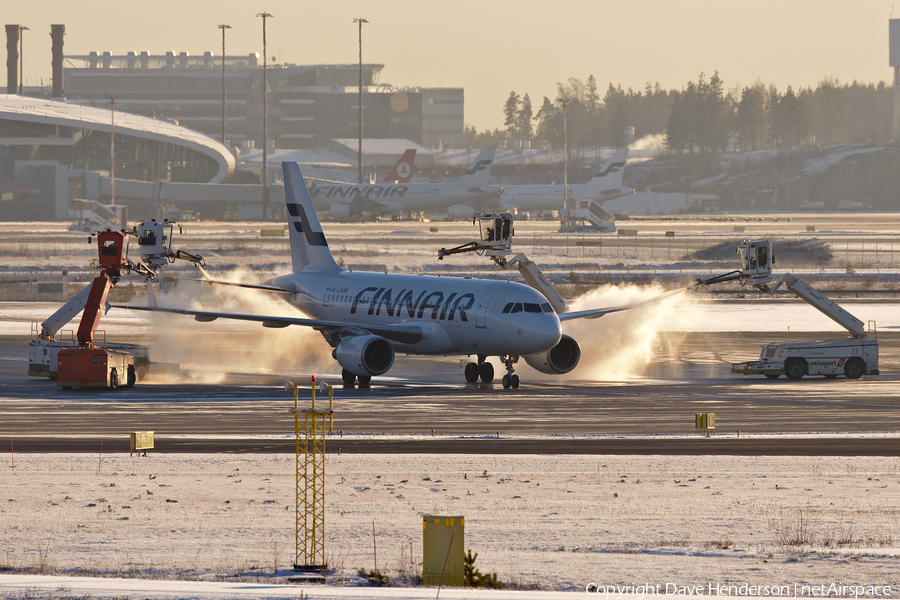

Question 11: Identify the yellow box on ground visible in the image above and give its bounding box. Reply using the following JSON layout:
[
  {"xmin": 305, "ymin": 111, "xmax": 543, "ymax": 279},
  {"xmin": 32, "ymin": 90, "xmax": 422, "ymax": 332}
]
[
  {"xmin": 130, "ymin": 431, "xmax": 154, "ymax": 456},
  {"xmin": 422, "ymin": 515, "xmax": 464, "ymax": 587}
]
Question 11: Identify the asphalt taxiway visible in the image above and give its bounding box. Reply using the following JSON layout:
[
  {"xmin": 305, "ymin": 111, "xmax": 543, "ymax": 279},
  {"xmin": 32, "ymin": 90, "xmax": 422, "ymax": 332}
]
[{"xmin": 2, "ymin": 331, "xmax": 899, "ymax": 456}]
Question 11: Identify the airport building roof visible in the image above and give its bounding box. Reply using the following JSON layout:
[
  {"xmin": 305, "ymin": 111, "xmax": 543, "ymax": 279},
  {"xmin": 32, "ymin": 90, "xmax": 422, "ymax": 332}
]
[
  {"xmin": 0, "ymin": 94, "xmax": 234, "ymax": 183},
  {"xmin": 326, "ymin": 138, "xmax": 437, "ymax": 157}
]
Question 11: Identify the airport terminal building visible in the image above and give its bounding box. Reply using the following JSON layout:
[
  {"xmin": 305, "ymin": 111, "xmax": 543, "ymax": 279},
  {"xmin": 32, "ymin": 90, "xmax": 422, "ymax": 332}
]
[
  {"xmin": 63, "ymin": 54, "xmax": 464, "ymax": 151},
  {"xmin": 0, "ymin": 94, "xmax": 235, "ymax": 219},
  {"xmin": 2, "ymin": 25, "xmax": 465, "ymax": 221}
]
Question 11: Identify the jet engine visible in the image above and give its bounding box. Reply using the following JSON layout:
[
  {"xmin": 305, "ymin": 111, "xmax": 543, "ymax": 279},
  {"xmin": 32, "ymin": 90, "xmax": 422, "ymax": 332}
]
[
  {"xmin": 523, "ymin": 334, "xmax": 580, "ymax": 375},
  {"xmin": 447, "ymin": 204, "xmax": 476, "ymax": 220},
  {"xmin": 335, "ymin": 335, "xmax": 394, "ymax": 376},
  {"xmin": 330, "ymin": 204, "xmax": 359, "ymax": 220}
]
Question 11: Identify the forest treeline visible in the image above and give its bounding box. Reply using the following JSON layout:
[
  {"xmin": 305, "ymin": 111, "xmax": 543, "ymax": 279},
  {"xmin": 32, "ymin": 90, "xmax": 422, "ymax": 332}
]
[{"xmin": 465, "ymin": 73, "xmax": 894, "ymax": 154}]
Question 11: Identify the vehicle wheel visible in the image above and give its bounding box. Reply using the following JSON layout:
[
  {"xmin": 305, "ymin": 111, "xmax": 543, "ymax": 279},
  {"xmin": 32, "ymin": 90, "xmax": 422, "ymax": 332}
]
[
  {"xmin": 109, "ymin": 369, "xmax": 119, "ymax": 390},
  {"xmin": 844, "ymin": 358, "xmax": 865, "ymax": 380},
  {"xmin": 479, "ymin": 362, "xmax": 494, "ymax": 383},
  {"xmin": 341, "ymin": 369, "xmax": 356, "ymax": 385},
  {"xmin": 464, "ymin": 362, "xmax": 479, "ymax": 383},
  {"xmin": 357, "ymin": 374, "xmax": 372, "ymax": 386},
  {"xmin": 511, "ymin": 374, "xmax": 520, "ymax": 389},
  {"xmin": 784, "ymin": 359, "xmax": 806, "ymax": 380},
  {"xmin": 764, "ymin": 373, "xmax": 781, "ymax": 379},
  {"xmin": 125, "ymin": 365, "xmax": 137, "ymax": 388},
  {"xmin": 502, "ymin": 374, "xmax": 511, "ymax": 389}
]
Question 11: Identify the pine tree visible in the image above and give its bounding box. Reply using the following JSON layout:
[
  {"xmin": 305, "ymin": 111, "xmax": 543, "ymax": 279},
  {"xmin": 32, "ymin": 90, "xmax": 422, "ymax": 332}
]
[
  {"xmin": 534, "ymin": 96, "xmax": 560, "ymax": 144},
  {"xmin": 517, "ymin": 93, "xmax": 534, "ymax": 141},
  {"xmin": 503, "ymin": 91, "xmax": 520, "ymax": 135},
  {"xmin": 603, "ymin": 83, "xmax": 627, "ymax": 147}
]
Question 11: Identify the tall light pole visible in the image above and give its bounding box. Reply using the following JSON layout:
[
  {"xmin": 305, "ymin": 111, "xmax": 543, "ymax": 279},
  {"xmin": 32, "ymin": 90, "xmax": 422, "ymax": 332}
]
[
  {"xmin": 257, "ymin": 12, "xmax": 273, "ymax": 219},
  {"xmin": 353, "ymin": 18, "xmax": 368, "ymax": 185},
  {"xmin": 559, "ymin": 97, "xmax": 568, "ymax": 209},
  {"xmin": 218, "ymin": 24, "xmax": 231, "ymax": 146},
  {"xmin": 110, "ymin": 95, "xmax": 116, "ymax": 205},
  {"xmin": 18, "ymin": 26, "xmax": 29, "ymax": 95}
]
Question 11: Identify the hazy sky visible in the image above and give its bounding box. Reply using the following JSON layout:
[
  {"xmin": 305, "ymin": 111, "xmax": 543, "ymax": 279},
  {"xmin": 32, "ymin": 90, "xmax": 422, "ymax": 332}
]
[{"xmin": 6, "ymin": 1, "xmax": 897, "ymax": 132}]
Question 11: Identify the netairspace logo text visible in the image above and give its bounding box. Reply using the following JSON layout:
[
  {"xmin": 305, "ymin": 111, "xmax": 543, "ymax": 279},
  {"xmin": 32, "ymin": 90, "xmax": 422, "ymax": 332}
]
[{"xmin": 584, "ymin": 582, "xmax": 894, "ymax": 598}]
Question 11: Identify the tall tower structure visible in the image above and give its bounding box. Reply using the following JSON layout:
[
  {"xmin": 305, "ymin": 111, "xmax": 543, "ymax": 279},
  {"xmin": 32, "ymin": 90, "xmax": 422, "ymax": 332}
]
[
  {"xmin": 891, "ymin": 19, "xmax": 900, "ymax": 143},
  {"xmin": 5, "ymin": 25, "xmax": 19, "ymax": 94}
]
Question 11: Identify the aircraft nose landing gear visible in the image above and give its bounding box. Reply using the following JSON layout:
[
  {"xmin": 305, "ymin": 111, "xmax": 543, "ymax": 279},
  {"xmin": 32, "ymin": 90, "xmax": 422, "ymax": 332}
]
[{"xmin": 501, "ymin": 355, "xmax": 520, "ymax": 389}]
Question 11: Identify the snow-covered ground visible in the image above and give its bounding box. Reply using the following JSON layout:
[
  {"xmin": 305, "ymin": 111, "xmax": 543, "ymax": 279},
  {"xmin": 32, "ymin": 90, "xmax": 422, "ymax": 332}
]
[{"xmin": 1, "ymin": 452, "xmax": 899, "ymax": 599}]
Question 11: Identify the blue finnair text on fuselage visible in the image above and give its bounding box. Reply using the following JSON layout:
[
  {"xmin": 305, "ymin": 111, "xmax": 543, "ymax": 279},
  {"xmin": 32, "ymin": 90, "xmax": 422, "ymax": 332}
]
[
  {"xmin": 274, "ymin": 271, "xmax": 486, "ymax": 324},
  {"xmin": 312, "ymin": 185, "xmax": 413, "ymax": 199},
  {"xmin": 349, "ymin": 286, "xmax": 475, "ymax": 321}
]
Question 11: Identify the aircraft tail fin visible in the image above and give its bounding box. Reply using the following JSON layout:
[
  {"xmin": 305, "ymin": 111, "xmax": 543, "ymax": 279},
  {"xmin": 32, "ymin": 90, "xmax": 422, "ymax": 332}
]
[
  {"xmin": 283, "ymin": 162, "xmax": 342, "ymax": 274},
  {"xmin": 457, "ymin": 145, "xmax": 496, "ymax": 186},
  {"xmin": 382, "ymin": 149, "xmax": 416, "ymax": 183},
  {"xmin": 586, "ymin": 147, "xmax": 629, "ymax": 188}
]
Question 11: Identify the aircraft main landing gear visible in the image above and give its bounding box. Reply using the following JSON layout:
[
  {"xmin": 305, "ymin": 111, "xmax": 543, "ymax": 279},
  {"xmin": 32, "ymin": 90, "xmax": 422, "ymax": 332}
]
[
  {"xmin": 342, "ymin": 369, "xmax": 372, "ymax": 386},
  {"xmin": 501, "ymin": 355, "xmax": 520, "ymax": 389},
  {"xmin": 342, "ymin": 368, "xmax": 356, "ymax": 385},
  {"xmin": 464, "ymin": 355, "xmax": 494, "ymax": 383}
]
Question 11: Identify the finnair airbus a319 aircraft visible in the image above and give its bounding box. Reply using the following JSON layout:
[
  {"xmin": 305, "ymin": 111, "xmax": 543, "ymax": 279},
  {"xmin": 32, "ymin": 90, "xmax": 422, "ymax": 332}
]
[
  {"xmin": 309, "ymin": 145, "xmax": 497, "ymax": 220},
  {"xmin": 498, "ymin": 146, "xmax": 632, "ymax": 212},
  {"xmin": 116, "ymin": 162, "xmax": 637, "ymax": 389}
]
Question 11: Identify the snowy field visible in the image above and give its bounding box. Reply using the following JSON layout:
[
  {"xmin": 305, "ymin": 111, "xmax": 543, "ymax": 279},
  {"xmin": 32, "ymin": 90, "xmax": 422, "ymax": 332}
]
[
  {"xmin": 2, "ymin": 452, "xmax": 900, "ymax": 599},
  {"xmin": 3, "ymin": 216, "xmax": 900, "ymax": 599}
]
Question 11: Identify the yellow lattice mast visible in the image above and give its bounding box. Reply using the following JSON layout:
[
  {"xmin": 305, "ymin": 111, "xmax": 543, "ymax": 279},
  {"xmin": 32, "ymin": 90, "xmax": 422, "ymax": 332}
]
[{"xmin": 286, "ymin": 376, "xmax": 333, "ymax": 573}]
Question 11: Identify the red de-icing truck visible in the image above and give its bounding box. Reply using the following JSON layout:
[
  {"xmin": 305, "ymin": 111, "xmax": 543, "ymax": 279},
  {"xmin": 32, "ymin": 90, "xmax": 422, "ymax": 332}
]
[{"xmin": 57, "ymin": 230, "xmax": 136, "ymax": 390}]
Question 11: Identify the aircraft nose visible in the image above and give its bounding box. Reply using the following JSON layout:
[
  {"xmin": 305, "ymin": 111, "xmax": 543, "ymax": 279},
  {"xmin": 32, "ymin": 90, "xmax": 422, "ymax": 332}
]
[{"xmin": 531, "ymin": 313, "xmax": 562, "ymax": 351}]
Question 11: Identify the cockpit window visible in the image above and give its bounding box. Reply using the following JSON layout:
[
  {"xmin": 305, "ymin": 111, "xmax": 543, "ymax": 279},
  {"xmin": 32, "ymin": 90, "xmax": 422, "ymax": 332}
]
[{"xmin": 504, "ymin": 302, "xmax": 550, "ymax": 314}]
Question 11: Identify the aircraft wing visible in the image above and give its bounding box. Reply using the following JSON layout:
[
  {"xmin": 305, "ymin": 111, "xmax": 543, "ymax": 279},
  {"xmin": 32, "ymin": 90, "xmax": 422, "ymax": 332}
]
[
  {"xmin": 188, "ymin": 279, "xmax": 296, "ymax": 294},
  {"xmin": 110, "ymin": 304, "xmax": 424, "ymax": 345},
  {"xmin": 559, "ymin": 288, "xmax": 686, "ymax": 321},
  {"xmin": 448, "ymin": 187, "xmax": 504, "ymax": 216},
  {"xmin": 340, "ymin": 195, "xmax": 404, "ymax": 215},
  {"xmin": 189, "ymin": 266, "xmax": 296, "ymax": 294},
  {"xmin": 558, "ymin": 306, "xmax": 628, "ymax": 321},
  {"xmin": 466, "ymin": 186, "xmax": 502, "ymax": 204}
]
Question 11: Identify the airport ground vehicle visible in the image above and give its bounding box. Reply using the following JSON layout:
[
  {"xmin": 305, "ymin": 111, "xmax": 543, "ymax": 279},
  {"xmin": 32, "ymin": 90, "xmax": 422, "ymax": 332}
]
[
  {"xmin": 30, "ymin": 219, "xmax": 203, "ymax": 387},
  {"xmin": 56, "ymin": 229, "xmax": 136, "ymax": 389},
  {"xmin": 698, "ymin": 240, "xmax": 878, "ymax": 380},
  {"xmin": 437, "ymin": 212, "xmax": 572, "ymax": 388}
]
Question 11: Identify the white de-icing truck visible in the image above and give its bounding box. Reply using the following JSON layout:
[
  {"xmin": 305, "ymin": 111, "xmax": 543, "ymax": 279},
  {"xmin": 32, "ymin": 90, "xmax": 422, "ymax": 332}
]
[{"xmin": 698, "ymin": 240, "xmax": 878, "ymax": 380}]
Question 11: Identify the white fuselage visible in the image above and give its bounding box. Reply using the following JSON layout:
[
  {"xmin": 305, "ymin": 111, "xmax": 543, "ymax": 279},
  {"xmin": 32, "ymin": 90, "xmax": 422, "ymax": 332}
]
[
  {"xmin": 310, "ymin": 183, "xmax": 498, "ymax": 214},
  {"xmin": 500, "ymin": 184, "xmax": 629, "ymax": 212},
  {"xmin": 270, "ymin": 270, "xmax": 561, "ymax": 356}
]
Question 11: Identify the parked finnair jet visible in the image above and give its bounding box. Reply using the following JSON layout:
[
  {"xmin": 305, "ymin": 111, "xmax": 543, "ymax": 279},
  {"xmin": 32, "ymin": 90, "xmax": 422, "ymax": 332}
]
[
  {"xmin": 115, "ymin": 162, "xmax": 637, "ymax": 389},
  {"xmin": 309, "ymin": 145, "xmax": 498, "ymax": 220},
  {"xmin": 498, "ymin": 146, "xmax": 631, "ymax": 212},
  {"xmin": 382, "ymin": 149, "xmax": 416, "ymax": 184}
]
